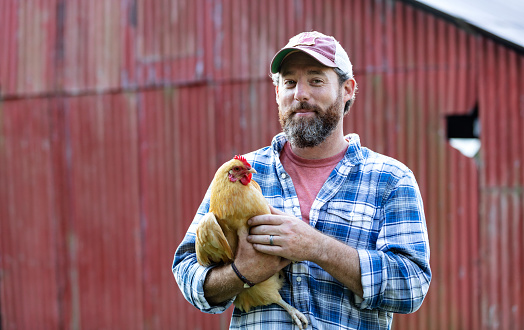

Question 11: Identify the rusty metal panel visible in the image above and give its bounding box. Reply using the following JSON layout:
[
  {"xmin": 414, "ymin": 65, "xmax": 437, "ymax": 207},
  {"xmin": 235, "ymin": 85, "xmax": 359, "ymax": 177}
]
[
  {"xmin": 478, "ymin": 39, "xmax": 524, "ymax": 329},
  {"xmin": 0, "ymin": 0, "xmax": 57, "ymax": 97},
  {"xmin": 16, "ymin": 0, "xmax": 57, "ymax": 95},
  {"xmin": 0, "ymin": 0, "xmax": 18, "ymax": 96},
  {"xmin": 0, "ymin": 99, "xmax": 61, "ymax": 329},
  {"xmin": 61, "ymin": 0, "xmax": 123, "ymax": 92},
  {"xmin": 0, "ymin": 95, "xmax": 147, "ymax": 328},
  {"xmin": 58, "ymin": 94, "xmax": 144, "ymax": 329},
  {"xmin": 133, "ymin": 0, "xmax": 207, "ymax": 86}
]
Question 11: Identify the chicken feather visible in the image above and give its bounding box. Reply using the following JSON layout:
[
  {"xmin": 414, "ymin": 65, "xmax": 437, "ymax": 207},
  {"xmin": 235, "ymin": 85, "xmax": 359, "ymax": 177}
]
[{"xmin": 195, "ymin": 212, "xmax": 233, "ymax": 265}]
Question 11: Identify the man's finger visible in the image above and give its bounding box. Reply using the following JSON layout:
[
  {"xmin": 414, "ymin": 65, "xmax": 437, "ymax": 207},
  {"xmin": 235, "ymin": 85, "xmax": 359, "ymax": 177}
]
[
  {"xmin": 269, "ymin": 204, "xmax": 286, "ymax": 215},
  {"xmin": 252, "ymin": 243, "xmax": 280, "ymax": 255},
  {"xmin": 248, "ymin": 224, "xmax": 272, "ymax": 235},
  {"xmin": 248, "ymin": 213, "xmax": 279, "ymax": 226},
  {"xmin": 247, "ymin": 233, "xmax": 275, "ymax": 245}
]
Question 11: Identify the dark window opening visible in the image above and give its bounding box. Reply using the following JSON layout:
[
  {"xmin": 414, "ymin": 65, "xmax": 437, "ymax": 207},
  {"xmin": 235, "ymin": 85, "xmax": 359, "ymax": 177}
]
[
  {"xmin": 446, "ymin": 104, "xmax": 480, "ymax": 158},
  {"xmin": 446, "ymin": 104, "xmax": 479, "ymax": 139}
]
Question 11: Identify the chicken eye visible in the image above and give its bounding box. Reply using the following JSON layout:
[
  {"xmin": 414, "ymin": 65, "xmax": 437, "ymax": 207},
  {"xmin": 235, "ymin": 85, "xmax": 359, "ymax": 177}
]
[{"xmin": 234, "ymin": 167, "xmax": 240, "ymax": 171}]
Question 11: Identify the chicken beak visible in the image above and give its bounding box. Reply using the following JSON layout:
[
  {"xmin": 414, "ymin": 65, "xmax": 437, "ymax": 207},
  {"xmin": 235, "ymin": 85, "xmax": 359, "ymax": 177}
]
[{"xmin": 247, "ymin": 168, "xmax": 257, "ymax": 174}]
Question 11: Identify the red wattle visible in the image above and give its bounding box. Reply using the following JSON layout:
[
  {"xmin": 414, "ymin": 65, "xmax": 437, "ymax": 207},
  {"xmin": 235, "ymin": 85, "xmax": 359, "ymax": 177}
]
[{"xmin": 239, "ymin": 173, "xmax": 252, "ymax": 185}]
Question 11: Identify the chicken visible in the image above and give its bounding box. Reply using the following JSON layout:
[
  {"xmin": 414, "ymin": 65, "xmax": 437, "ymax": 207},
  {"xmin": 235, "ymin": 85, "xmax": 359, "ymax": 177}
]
[{"xmin": 195, "ymin": 155, "xmax": 308, "ymax": 329}]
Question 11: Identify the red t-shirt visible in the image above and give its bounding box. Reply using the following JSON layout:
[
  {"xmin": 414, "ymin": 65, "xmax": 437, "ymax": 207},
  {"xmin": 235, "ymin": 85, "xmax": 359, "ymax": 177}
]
[{"xmin": 280, "ymin": 142, "xmax": 347, "ymax": 223}]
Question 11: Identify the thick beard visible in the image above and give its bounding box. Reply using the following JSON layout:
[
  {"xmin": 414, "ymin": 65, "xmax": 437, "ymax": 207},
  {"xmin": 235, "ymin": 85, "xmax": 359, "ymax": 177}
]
[{"xmin": 279, "ymin": 92, "xmax": 343, "ymax": 148}]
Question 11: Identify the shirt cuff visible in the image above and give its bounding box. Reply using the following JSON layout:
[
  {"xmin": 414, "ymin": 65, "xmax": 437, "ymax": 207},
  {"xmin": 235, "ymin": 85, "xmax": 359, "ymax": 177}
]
[
  {"xmin": 192, "ymin": 264, "xmax": 235, "ymax": 313},
  {"xmin": 355, "ymin": 249, "xmax": 387, "ymax": 310}
]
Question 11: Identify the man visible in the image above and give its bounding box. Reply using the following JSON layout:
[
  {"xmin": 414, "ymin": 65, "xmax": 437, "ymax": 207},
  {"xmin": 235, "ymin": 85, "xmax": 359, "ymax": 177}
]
[{"xmin": 173, "ymin": 31, "xmax": 431, "ymax": 329}]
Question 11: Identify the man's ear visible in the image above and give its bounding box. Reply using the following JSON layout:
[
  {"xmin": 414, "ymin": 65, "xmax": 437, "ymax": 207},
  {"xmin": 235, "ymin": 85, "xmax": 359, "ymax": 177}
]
[
  {"xmin": 275, "ymin": 85, "xmax": 280, "ymax": 105},
  {"xmin": 343, "ymin": 78, "xmax": 356, "ymax": 103}
]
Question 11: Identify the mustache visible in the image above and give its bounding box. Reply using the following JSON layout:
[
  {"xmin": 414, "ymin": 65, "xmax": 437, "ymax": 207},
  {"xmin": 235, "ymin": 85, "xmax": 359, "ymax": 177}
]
[{"xmin": 290, "ymin": 101, "xmax": 321, "ymax": 113}]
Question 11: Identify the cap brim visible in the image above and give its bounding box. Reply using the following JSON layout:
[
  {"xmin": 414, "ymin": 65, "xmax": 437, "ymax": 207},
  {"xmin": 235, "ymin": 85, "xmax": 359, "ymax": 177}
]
[
  {"xmin": 270, "ymin": 49, "xmax": 297, "ymax": 74},
  {"xmin": 270, "ymin": 47, "xmax": 337, "ymax": 74}
]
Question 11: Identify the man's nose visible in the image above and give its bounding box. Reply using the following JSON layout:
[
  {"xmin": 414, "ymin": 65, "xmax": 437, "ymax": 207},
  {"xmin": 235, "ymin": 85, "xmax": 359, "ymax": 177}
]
[{"xmin": 294, "ymin": 81, "xmax": 310, "ymax": 101}]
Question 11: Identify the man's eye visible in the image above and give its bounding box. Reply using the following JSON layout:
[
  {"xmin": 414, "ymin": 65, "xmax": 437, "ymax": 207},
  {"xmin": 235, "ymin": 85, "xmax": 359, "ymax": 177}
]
[{"xmin": 284, "ymin": 80, "xmax": 296, "ymax": 86}]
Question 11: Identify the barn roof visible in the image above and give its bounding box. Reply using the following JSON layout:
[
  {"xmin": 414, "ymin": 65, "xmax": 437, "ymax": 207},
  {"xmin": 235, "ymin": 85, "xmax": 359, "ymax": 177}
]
[{"xmin": 411, "ymin": 0, "xmax": 524, "ymax": 52}]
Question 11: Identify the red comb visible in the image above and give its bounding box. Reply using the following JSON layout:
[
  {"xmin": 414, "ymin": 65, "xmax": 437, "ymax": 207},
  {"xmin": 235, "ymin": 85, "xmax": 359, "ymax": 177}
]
[{"xmin": 234, "ymin": 155, "xmax": 251, "ymax": 168}]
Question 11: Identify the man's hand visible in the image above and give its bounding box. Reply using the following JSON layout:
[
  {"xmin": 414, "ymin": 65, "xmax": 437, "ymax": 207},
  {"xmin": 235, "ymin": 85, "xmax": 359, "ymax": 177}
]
[
  {"xmin": 247, "ymin": 205, "xmax": 324, "ymax": 262},
  {"xmin": 247, "ymin": 205, "xmax": 364, "ymax": 298},
  {"xmin": 203, "ymin": 224, "xmax": 290, "ymax": 305},
  {"xmin": 234, "ymin": 226, "xmax": 291, "ymax": 284}
]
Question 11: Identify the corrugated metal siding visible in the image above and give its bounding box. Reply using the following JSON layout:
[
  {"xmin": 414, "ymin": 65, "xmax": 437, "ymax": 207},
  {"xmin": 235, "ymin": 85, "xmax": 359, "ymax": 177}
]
[
  {"xmin": 0, "ymin": 0, "xmax": 523, "ymax": 329},
  {"xmin": 0, "ymin": 99, "xmax": 61, "ymax": 329},
  {"xmin": 62, "ymin": 94, "xmax": 143, "ymax": 329},
  {"xmin": 479, "ymin": 40, "xmax": 524, "ymax": 329}
]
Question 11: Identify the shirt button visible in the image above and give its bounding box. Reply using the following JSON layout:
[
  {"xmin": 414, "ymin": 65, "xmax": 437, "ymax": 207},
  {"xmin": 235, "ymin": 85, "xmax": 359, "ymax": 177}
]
[
  {"xmin": 281, "ymin": 173, "xmax": 287, "ymax": 179},
  {"xmin": 296, "ymin": 277, "xmax": 302, "ymax": 283},
  {"xmin": 293, "ymin": 207, "xmax": 299, "ymax": 213}
]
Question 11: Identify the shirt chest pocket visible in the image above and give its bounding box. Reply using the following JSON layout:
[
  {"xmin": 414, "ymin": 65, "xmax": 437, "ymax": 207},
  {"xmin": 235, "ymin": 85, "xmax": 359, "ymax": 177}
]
[{"xmin": 320, "ymin": 204, "xmax": 377, "ymax": 248}]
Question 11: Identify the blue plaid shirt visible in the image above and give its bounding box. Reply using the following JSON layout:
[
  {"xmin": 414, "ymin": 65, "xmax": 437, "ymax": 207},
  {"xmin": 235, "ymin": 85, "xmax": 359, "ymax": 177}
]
[{"xmin": 173, "ymin": 133, "xmax": 431, "ymax": 329}]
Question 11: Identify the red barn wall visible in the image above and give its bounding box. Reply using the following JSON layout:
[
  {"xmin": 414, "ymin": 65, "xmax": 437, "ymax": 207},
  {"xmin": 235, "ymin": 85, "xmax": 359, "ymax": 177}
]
[{"xmin": 0, "ymin": 0, "xmax": 522, "ymax": 329}]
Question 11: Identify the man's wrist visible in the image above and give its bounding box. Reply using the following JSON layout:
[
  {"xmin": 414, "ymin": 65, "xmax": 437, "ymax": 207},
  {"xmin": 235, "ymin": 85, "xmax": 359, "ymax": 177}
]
[
  {"xmin": 203, "ymin": 263, "xmax": 244, "ymax": 305},
  {"xmin": 231, "ymin": 262, "xmax": 255, "ymax": 288}
]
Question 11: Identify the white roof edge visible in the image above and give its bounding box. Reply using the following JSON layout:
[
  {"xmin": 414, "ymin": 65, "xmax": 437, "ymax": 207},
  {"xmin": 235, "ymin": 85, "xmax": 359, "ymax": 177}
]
[{"xmin": 413, "ymin": 0, "xmax": 524, "ymax": 50}]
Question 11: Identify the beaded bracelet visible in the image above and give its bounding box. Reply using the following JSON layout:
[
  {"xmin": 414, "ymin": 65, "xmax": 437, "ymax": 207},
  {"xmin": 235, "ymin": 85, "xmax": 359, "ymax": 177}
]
[{"xmin": 231, "ymin": 262, "xmax": 255, "ymax": 288}]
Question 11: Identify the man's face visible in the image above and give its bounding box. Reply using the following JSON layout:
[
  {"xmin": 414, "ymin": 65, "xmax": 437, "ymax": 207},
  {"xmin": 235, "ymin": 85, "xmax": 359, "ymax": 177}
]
[{"xmin": 276, "ymin": 52, "xmax": 348, "ymax": 148}]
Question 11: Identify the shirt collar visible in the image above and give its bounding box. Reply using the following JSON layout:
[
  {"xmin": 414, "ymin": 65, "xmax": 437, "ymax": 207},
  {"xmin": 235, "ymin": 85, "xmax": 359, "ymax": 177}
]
[
  {"xmin": 343, "ymin": 133, "xmax": 365, "ymax": 166},
  {"xmin": 271, "ymin": 132, "xmax": 365, "ymax": 166}
]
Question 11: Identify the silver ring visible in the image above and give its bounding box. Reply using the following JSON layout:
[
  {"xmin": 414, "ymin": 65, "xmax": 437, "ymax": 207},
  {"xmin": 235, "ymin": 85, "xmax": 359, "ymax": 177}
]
[{"xmin": 269, "ymin": 235, "xmax": 274, "ymax": 246}]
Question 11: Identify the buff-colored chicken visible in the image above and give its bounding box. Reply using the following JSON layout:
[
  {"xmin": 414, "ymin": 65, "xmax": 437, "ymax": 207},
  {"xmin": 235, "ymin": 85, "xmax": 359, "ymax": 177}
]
[{"xmin": 195, "ymin": 155, "xmax": 308, "ymax": 329}]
